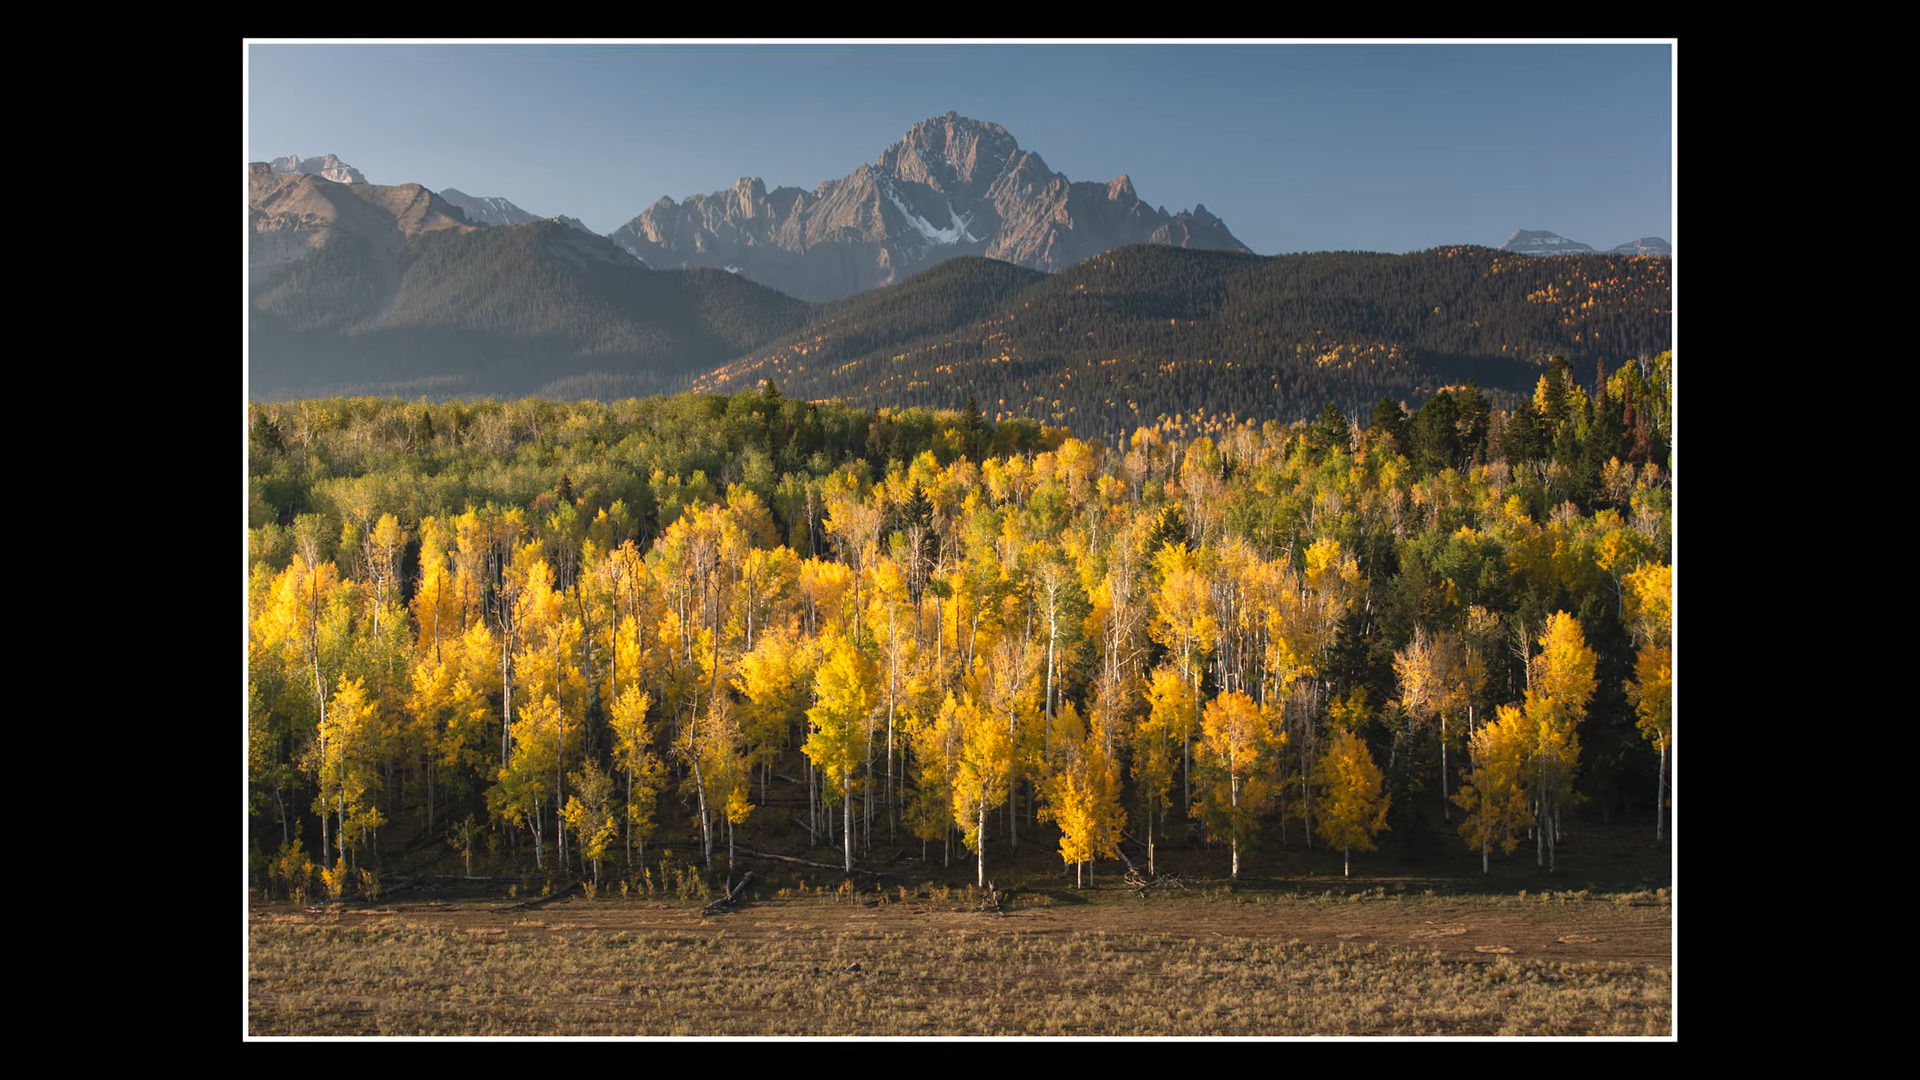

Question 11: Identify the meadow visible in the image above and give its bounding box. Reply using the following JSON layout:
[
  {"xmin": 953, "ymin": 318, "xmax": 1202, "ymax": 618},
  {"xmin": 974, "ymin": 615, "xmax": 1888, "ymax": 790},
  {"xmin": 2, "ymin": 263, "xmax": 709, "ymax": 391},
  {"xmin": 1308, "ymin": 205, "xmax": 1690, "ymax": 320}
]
[{"xmin": 248, "ymin": 855, "xmax": 1670, "ymax": 1037}]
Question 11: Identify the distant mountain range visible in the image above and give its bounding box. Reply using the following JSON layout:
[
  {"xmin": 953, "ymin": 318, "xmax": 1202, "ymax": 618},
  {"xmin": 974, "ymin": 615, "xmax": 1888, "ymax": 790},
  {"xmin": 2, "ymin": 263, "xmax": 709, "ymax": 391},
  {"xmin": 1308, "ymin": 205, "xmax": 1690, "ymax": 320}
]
[
  {"xmin": 257, "ymin": 113, "xmax": 1247, "ymax": 303},
  {"xmin": 1499, "ymin": 229, "xmax": 1671, "ymax": 257},
  {"xmin": 256, "ymin": 143, "xmax": 1670, "ymax": 274},
  {"xmin": 248, "ymin": 165, "xmax": 809, "ymax": 400},
  {"xmin": 267, "ymin": 153, "xmax": 366, "ymax": 185},
  {"xmin": 246, "ymin": 128, "xmax": 1671, "ymax": 413},
  {"xmin": 607, "ymin": 112, "xmax": 1249, "ymax": 301}
]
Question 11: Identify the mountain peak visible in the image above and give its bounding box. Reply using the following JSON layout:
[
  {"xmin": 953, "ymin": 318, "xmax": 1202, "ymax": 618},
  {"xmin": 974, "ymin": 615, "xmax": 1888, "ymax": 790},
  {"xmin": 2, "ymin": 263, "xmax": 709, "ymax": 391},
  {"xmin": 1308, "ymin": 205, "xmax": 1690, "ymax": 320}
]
[
  {"xmin": 268, "ymin": 153, "xmax": 366, "ymax": 185},
  {"xmin": 1500, "ymin": 229, "xmax": 1598, "ymax": 256},
  {"xmin": 609, "ymin": 115, "xmax": 1248, "ymax": 300},
  {"xmin": 437, "ymin": 188, "xmax": 549, "ymax": 228},
  {"xmin": 1608, "ymin": 236, "xmax": 1672, "ymax": 256}
]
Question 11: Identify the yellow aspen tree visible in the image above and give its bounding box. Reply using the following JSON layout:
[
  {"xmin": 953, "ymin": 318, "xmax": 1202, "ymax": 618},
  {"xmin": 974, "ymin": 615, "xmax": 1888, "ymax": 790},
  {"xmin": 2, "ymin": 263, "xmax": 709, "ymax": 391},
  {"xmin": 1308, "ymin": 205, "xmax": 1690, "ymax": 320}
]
[
  {"xmin": 689, "ymin": 698, "xmax": 751, "ymax": 874},
  {"xmin": 411, "ymin": 516, "xmax": 466, "ymax": 665},
  {"xmin": 725, "ymin": 483, "xmax": 780, "ymax": 551},
  {"xmin": 561, "ymin": 758, "xmax": 619, "ymax": 886},
  {"xmin": 952, "ymin": 692, "xmax": 1012, "ymax": 888},
  {"xmin": 977, "ymin": 630, "xmax": 1042, "ymax": 857},
  {"xmin": 511, "ymin": 553, "xmax": 585, "ymax": 866},
  {"xmin": 1523, "ymin": 612, "xmax": 1597, "ymax": 873},
  {"xmin": 867, "ymin": 556, "xmax": 916, "ymax": 840},
  {"xmin": 1453, "ymin": 704, "xmax": 1534, "ymax": 874},
  {"xmin": 1628, "ymin": 643, "xmax": 1672, "ymax": 841},
  {"xmin": 906, "ymin": 693, "xmax": 966, "ymax": 867},
  {"xmin": 404, "ymin": 618, "xmax": 496, "ymax": 834},
  {"xmin": 365, "ymin": 513, "xmax": 408, "ymax": 637},
  {"xmin": 490, "ymin": 694, "xmax": 565, "ymax": 868},
  {"xmin": 734, "ymin": 545, "xmax": 801, "ymax": 657},
  {"xmin": 733, "ymin": 622, "xmax": 817, "ymax": 803},
  {"xmin": 1315, "ymin": 727, "xmax": 1389, "ymax": 877},
  {"xmin": 1148, "ymin": 543, "xmax": 1217, "ymax": 810},
  {"xmin": 798, "ymin": 557, "xmax": 853, "ymax": 637},
  {"xmin": 1135, "ymin": 663, "xmax": 1187, "ymax": 875},
  {"xmin": 1267, "ymin": 538, "xmax": 1362, "ymax": 850},
  {"xmin": 1195, "ymin": 690, "xmax": 1280, "ymax": 880},
  {"xmin": 1039, "ymin": 701, "xmax": 1124, "ymax": 887},
  {"xmin": 805, "ymin": 630, "xmax": 878, "ymax": 875},
  {"xmin": 822, "ymin": 481, "xmax": 883, "ymax": 640},
  {"xmin": 307, "ymin": 675, "xmax": 386, "ymax": 872},
  {"xmin": 1089, "ymin": 524, "xmax": 1147, "ymax": 727},
  {"xmin": 607, "ymin": 685, "xmax": 665, "ymax": 868},
  {"xmin": 251, "ymin": 553, "xmax": 352, "ymax": 861},
  {"xmin": 450, "ymin": 509, "xmax": 490, "ymax": 631},
  {"xmin": 674, "ymin": 697, "xmax": 721, "ymax": 873},
  {"xmin": 1623, "ymin": 562, "xmax": 1672, "ymax": 843}
]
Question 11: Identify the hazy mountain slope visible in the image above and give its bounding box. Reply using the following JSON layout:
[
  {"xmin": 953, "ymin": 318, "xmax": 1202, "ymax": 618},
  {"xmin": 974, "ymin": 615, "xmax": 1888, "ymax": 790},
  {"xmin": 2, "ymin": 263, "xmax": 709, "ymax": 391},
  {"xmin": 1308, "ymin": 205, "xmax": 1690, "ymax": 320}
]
[{"xmin": 249, "ymin": 219, "xmax": 811, "ymax": 400}]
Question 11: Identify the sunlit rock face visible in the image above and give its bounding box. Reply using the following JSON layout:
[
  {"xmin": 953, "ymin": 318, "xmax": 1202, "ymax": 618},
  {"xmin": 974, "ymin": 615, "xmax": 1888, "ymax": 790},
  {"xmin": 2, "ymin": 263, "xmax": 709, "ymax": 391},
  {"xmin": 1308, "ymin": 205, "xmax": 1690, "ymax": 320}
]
[{"xmin": 608, "ymin": 112, "xmax": 1250, "ymax": 302}]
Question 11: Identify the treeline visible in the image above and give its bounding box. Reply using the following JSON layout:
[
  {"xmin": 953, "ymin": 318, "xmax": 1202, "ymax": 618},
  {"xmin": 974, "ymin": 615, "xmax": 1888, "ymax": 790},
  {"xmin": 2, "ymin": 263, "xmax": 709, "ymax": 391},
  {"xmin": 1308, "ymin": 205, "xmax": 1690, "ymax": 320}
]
[
  {"xmin": 248, "ymin": 362, "xmax": 1672, "ymax": 899},
  {"xmin": 697, "ymin": 246, "xmax": 1671, "ymax": 442}
]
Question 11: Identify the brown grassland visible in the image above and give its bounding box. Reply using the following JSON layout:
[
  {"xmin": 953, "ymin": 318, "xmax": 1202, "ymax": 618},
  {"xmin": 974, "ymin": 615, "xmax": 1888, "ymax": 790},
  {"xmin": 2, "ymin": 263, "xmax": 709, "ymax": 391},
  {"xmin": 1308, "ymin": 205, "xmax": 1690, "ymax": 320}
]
[{"xmin": 247, "ymin": 823, "xmax": 1672, "ymax": 1037}]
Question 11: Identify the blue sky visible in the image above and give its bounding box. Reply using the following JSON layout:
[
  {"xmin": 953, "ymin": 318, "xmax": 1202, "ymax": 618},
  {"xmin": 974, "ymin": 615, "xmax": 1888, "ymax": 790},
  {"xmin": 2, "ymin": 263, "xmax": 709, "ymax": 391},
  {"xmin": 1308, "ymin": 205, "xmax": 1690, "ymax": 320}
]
[{"xmin": 246, "ymin": 42, "xmax": 1673, "ymax": 255}]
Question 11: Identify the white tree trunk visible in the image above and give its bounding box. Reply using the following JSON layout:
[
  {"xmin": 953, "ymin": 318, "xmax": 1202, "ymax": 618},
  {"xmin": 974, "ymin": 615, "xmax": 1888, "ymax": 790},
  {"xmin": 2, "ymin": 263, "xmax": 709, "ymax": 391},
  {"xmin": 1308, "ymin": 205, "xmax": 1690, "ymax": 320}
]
[
  {"xmin": 692, "ymin": 756, "xmax": 713, "ymax": 872},
  {"xmin": 1655, "ymin": 742, "xmax": 1667, "ymax": 844},
  {"xmin": 976, "ymin": 794, "xmax": 987, "ymax": 888},
  {"xmin": 1230, "ymin": 773, "xmax": 1240, "ymax": 880}
]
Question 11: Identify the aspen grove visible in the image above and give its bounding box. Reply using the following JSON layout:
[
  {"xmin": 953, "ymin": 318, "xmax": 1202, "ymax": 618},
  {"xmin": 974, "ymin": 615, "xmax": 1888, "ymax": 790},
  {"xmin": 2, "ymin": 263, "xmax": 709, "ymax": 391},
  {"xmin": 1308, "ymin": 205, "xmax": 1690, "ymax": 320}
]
[{"xmin": 249, "ymin": 359, "xmax": 1672, "ymax": 896}]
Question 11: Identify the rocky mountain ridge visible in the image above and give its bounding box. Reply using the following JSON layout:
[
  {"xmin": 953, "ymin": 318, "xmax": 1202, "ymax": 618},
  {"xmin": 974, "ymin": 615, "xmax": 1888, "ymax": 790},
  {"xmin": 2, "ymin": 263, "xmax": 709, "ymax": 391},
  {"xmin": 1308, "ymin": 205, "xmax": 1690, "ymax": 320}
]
[
  {"xmin": 1501, "ymin": 229, "xmax": 1671, "ymax": 257},
  {"xmin": 438, "ymin": 188, "xmax": 600, "ymax": 237},
  {"xmin": 267, "ymin": 153, "xmax": 366, "ymax": 185},
  {"xmin": 248, "ymin": 163, "xmax": 473, "ymax": 279},
  {"xmin": 607, "ymin": 112, "xmax": 1251, "ymax": 301}
]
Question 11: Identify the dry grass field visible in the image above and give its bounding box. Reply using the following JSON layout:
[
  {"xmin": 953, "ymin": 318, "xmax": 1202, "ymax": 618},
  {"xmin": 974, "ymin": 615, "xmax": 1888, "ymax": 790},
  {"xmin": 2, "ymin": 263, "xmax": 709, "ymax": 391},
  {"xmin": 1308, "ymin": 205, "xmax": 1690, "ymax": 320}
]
[{"xmin": 248, "ymin": 877, "xmax": 1669, "ymax": 1037}]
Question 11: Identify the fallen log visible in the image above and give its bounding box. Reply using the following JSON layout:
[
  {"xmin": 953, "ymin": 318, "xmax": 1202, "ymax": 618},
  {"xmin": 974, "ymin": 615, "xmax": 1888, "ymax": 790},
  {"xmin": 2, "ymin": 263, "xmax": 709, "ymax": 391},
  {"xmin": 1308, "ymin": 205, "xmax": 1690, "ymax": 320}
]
[
  {"xmin": 431, "ymin": 875, "xmax": 525, "ymax": 883},
  {"xmin": 735, "ymin": 848, "xmax": 885, "ymax": 878},
  {"xmin": 702, "ymin": 871, "xmax": 757, "ymax": 914},
  {"xmin": 1122, "ymin": 867, "xmax": 1186, "ymax": 897}
]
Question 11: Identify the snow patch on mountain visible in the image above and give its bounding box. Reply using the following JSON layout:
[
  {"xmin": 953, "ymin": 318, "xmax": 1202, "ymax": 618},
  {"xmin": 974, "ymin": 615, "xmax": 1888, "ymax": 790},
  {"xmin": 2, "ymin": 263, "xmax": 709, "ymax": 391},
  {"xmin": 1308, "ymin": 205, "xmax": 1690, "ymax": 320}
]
[{"xmin": 882, "ymin": 184, "xmax": 978, "ymax": 246}]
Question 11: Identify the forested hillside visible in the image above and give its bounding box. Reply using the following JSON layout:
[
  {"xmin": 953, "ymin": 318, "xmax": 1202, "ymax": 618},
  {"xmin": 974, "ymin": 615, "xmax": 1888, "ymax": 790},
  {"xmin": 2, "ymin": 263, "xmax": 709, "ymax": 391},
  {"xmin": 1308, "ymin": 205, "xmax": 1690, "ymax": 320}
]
[
  {"xmin": 695, "ymin": 246, "xmax": 1671, "ymax": 441},
  {"xmin": 250, "ymin": 220, "xmax": 813, "ymax": 401},
  {"xmin": 248, "ymin": 355, "xmax": 1671, "ymax": 900}
]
